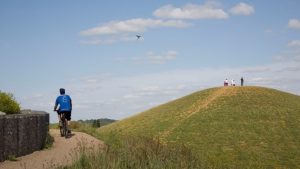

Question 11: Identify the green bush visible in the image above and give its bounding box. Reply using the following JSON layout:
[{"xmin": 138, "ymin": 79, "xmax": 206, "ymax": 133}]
[
  {"xmin": 0, "ymin": 91, "xmax": 20, "ymax": 114},
  {"xmin": 43, "ymin": 132, "xmax": 54, "ymax": 149}
]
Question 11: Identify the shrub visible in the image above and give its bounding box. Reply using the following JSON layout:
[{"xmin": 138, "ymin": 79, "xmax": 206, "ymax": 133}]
[
  {"xmin": 69, "ymin": 121, "xmax": 82, "ymax": 129},
  {"xmin": 92, "ymin": 119, "xmax": 101, "ymax": 128},
  {"xmin": 7, "ymin": 154, "xmax": 18, "ymax": 161},
  {"xmin": 42, "ymin": 132, "xmax": 54, "ymax": 149},
  {"xmin": 0, "ymin": 91, "xmax": 20, "ymax": 114}
]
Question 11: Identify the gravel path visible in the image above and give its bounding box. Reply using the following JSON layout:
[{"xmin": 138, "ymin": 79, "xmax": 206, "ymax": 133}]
[{"xmin": 0, "ymin": 129, "xmax": 104, "ymax": 169}]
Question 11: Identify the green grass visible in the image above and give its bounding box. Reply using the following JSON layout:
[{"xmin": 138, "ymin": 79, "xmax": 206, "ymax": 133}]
[
  {"xmin": 7, "ymin": 154, "xmax": 18, "ymax": 161},
  {"xmin": 42, "ymin": 132, "xmax": 54, "ymax": 149},
  {"xmin": 50, "ymin": 121, "xmax": 102, "ymax": 138},
  {"xmin": 97, "ymin": 86, "xmax": 300, "ymax": 168},
  {"xmin": 54, "ymin": 122, "xmax": 203, "ymax": 169},
  {"xmin": 58, "ymin": 132, "xmax": 204, "ymax": 169}
]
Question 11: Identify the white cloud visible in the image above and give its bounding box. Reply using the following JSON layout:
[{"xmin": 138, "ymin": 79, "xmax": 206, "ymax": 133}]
[
  {"xmin": 123, "ymin": 94, "xmax": 140, "ymax": 99},
  {"xmin": 288, "ymin": 19, "xmax": 300, "ymax": 30},
  {"xmin": 288, "ymin": 40, "xmax": 300, "ymax": 48},
  {"xmin": 279, "ymin": 66, "xmax": 300, "ymax": 72},
  {"xmin": 80, "ymin": 18, "xmax": 190, "ymax": 36},
  {"xmin": 134, "ymin": 50, "xmax": 178, "ymax": 64},
  {"xmin": 80, "ymin": 18, "xmax": 190, "ymax": 45},
  {"xmin": 147, "ymin": 50, "xmax": 178, "ymax": 64},
  {"xmin": 294, "ymin": 55, "xmax": 300, "ymax": 62},
  {"xmin": 20, "ymin": 60, "xmax": 300, "ymax": 123},
  {"xmin": 274, "ymin": 41, "xmax": 300, "ymax": 62},
  {"xmin": 229, "ymin": 2, "xmax": 254, "ymax": 16},
  {"xmin": 80, "ymin": 38, "xmax": 116, "ymax": 45},
  {"xmin": 242, "ymin": 66, "xmax": 271, "ymax": 73},
  {"xmin": 153, "ymin": 3, "xmax": 228, "ymax": 19},
  {"xmin": 79, "ymin": 1, "xmax": 257, "ymax": 45},
  {"xmin": 273, "ymin": 55, "xmax": 288, "ymax": 62},
  {"xmin": 80, "ymin": 34, "xmax": 138, "ymax": 45}
]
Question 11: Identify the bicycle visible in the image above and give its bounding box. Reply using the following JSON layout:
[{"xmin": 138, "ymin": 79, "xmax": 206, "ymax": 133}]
[{"xmin": 56, "ymin": 110, "xmax": 68, "ymax": 138}]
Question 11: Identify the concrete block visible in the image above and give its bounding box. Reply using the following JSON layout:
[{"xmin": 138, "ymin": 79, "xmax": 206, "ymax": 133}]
[
  {"xmin": 4, "ymin": 115, "xmax": 19, "ymax": 159},
  {"xmin": 0, "ymin": 116, "xmax": 5, "ymax": 162},
  {"xmin": 17, "ymin": 115, "xmax": 31, "ymax": 156},
  {"xmin": 0, "ymin": 112, "xmax": 49, "ymax": 161}
]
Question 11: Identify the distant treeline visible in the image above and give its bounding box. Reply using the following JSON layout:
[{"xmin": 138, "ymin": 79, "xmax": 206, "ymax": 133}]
[{"xmin": 77, "ymin": 118, "xmax": 116, "ymax": 128}]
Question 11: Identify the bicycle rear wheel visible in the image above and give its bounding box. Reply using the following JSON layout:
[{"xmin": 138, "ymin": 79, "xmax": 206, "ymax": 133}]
[
  {"xmin": 60, "ymin": 114, "xmax": 67, "ymax": 137},
  {"xmin": 60, "ymin": 125, "xmax": 64, "ymax": 137},
  {"xmin": 64, "ymin": 122, "xmax": 68, "ymax": 138}
]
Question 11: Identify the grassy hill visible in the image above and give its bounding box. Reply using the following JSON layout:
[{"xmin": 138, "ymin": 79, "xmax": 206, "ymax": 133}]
[{"xmin": 99, "ymin": 86, "xmax": 300, "ymax": 168}]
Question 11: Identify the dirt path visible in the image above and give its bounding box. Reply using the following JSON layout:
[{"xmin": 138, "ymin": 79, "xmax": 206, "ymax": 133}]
[{"xmin": 0, "ymin": 129, "xmax": 104, "ymax": 169}]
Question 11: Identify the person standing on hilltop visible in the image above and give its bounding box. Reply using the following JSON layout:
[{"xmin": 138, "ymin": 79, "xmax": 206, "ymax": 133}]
[
  {"xmin": 231, "ymin": 79, "xmax": 236, "ymax": 86},
  {"xmin": 241, "ymin": 77, "xmax": 244, "ymax": 86},
  {"xmin": 224, "ymin": 78, "xmax": 229, "ymax": 86},
  {"xmin": 54, "ymin": 88, "xmax": 72, "ymax": 133}
]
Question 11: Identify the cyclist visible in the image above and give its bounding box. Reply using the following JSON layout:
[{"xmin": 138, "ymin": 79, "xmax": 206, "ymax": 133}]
[{"xmin": 54, "ymin": 88, "xmax": 72, "ymax": 133}]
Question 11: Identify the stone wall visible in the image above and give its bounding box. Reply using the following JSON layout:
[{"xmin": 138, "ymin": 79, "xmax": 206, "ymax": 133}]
[{"xmin": 0, "ymin": 112, "xmax": 49, "ymax": 162}]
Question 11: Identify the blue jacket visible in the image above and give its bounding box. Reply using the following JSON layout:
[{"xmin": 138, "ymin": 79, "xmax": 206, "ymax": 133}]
[{"xmin": 55, "ymin": 94, "xmax": 72, "ymax": 112}]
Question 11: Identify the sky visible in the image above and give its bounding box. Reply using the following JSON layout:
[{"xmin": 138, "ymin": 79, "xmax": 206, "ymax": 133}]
[{"xmin": 1, "ymin": 0, "xmax": 300, "ymax": 122}]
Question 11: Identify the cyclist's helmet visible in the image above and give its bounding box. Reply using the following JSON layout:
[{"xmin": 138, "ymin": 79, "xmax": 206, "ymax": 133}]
[{"xmin": 60, "ymin": 88, "xmax": 65, "ymax": 95}]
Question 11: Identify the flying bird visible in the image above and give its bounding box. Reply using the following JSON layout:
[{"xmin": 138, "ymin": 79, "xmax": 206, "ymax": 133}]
[{"xmin": 136, "ymin": 35, "xmax": 142, "ymax": 40}]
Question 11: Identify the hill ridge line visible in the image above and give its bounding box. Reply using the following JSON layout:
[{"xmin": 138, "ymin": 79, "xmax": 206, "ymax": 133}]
[{"xmin": 159, "ymin": 87, "xmax": 230, "ymax": 142}]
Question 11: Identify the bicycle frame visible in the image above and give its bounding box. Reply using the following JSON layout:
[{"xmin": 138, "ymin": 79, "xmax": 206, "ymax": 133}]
[{"xmin": 59, "ymin": 112, "xmax": 68, "ymax": 138}]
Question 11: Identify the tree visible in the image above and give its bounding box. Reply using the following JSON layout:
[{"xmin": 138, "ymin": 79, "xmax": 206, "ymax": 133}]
[
  {"xmin": 92, "ymin": 120, "xmax": 97, "ymax": 128},
  {"xmin": 0, "ymin": 91, "xmax": 20, "ymax": 114},
  {"xmin": 96, "ymin": 119, "xmax": 101, "ymax": 128}
]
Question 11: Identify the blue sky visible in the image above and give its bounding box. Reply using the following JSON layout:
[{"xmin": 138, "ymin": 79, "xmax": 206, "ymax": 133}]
[{"xmin": 1, "ymin": 0, "xmax": 300, "ymax": 122}]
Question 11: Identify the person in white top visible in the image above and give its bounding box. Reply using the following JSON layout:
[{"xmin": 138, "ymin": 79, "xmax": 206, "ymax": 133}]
[{"xmin": 231, "ymin": 79, "xmax": 236, "ymax": 86}]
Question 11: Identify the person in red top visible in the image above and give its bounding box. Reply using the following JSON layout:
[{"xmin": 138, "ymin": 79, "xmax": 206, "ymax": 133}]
[{"xmin": 224, "ymin": 78, "xmax": 229, "ymax": 86}]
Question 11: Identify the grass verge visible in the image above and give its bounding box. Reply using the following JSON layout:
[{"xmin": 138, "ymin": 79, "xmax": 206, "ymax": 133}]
[{"xmin": 59, "ymin": 131, "xmax": 203, "ymax": 169}]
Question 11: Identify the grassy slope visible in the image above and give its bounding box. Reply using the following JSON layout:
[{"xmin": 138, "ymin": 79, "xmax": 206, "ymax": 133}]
[{"xmin": 99, "ymin": 86, "xmax": 300, "ymax": 168}]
